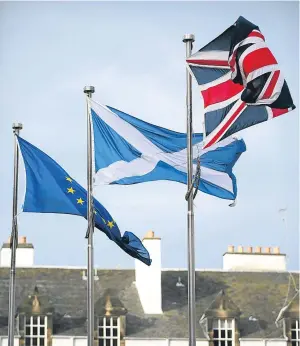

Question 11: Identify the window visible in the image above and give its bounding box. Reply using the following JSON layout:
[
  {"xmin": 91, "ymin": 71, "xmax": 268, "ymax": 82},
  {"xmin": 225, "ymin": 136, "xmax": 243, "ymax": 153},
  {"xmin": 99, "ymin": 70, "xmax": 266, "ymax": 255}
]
[
  {"xmin": 291, "ymin": 319, "xmax": 300, "ymax": 346},
  {"xmin": 98, "ymin": 317, "xmax": 120, "ymax": 346},
  {"xmin": 24, "ymin": 316, "xmax": 47, "ymax": 346},
  {"xmin": 212, "ymin": 319, "xmax": 234, "ymax": 346}
]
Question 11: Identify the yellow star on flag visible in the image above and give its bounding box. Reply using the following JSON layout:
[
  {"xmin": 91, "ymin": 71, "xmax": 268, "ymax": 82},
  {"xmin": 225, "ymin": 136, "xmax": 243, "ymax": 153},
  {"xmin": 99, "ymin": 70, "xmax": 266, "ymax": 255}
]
[
  {"xmin": 94, "ymin": 210, "xmax": 97, "ymax": 215},
  {"xmin": 66, "ymin": 177, "xmax": 73, "ymax": 183},
  {"xmin": 102, "ymin": 218, "xmax": 106, "ymax": 224},
  {"xmin": 77, "ymin": 198, "xmax": 84, "ymax": 205},
  {"xmin": 107, "ymin": 221, "xmax": 114, "ymax": 229},
  {"xmin": 67, "ymin": 187, "xmax": 75, "ymax": 194}
]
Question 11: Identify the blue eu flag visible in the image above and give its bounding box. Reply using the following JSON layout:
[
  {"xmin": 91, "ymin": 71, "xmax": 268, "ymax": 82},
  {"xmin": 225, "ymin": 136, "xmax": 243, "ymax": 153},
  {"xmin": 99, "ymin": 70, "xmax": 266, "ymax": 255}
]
[{"xmin": 17, "ymin": 136, "xmax": 151, "ymax": 266}]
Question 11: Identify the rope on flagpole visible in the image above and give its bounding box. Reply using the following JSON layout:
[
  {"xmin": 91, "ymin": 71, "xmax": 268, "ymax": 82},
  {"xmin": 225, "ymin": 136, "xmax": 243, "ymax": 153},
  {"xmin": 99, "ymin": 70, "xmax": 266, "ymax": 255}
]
[{"xmin": 185, "ymin": 157, "xmax": 201, "ymax": 201}]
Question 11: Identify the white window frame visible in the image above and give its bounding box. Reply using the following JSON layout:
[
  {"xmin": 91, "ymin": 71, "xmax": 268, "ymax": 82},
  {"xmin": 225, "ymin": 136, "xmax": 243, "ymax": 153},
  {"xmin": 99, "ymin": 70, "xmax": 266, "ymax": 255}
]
[
  {"xmin": 291, "ymin": 319, "xmax": 300, "ymax": 346},
  {"xmin": 24, "ymin": 316, "xmax": 47, "ymax": 346},
  {"xmin": 212, "ymin": 318, "xmax": 235, "ymax": 346},
  {"xmin": 98, "ymin": 317, "xmax": 120, "ymax": 346}
]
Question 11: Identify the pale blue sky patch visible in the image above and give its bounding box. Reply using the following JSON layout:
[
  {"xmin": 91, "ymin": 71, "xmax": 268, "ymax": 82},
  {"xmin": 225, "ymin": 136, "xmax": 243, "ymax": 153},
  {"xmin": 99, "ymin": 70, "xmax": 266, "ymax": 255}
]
[{"xmin": 0, "ymin": 1, "xmax": 298, "ymax": 269}]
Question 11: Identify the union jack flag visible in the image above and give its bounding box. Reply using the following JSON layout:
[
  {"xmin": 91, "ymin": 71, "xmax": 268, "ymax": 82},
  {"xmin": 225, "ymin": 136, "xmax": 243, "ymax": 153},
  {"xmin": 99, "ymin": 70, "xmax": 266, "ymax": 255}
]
[{"xmin": 187, "ymin": 16, "xmax": 295, "ymax": 149}]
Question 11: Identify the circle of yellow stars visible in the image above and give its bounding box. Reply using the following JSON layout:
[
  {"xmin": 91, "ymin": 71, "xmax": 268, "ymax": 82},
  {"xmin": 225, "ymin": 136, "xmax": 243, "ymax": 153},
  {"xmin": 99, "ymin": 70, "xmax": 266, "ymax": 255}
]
[{"xmin": 65, "ymin": 176, "xmax": 115, "ymax": 229}]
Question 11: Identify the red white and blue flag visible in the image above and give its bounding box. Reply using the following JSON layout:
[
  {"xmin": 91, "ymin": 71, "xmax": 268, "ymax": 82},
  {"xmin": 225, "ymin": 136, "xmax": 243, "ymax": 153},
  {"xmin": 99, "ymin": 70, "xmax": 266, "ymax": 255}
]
[{"xmin": 187, "ymin": 16, "xmax": 295, "ymax": 149}]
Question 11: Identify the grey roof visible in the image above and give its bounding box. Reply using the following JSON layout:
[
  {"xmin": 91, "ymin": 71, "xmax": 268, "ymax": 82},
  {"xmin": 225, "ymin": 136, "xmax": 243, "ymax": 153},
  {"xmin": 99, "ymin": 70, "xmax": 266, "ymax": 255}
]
[{"xmin": 0, "ymin": 268, "xmax": 298, "ymax": 339}]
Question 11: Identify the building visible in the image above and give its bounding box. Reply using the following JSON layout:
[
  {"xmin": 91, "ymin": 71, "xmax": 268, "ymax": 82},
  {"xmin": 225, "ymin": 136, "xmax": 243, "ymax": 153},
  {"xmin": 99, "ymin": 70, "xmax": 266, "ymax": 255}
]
[{"xmin": 0, "ymin": 232, "xmax": 298, "ymax": 346}]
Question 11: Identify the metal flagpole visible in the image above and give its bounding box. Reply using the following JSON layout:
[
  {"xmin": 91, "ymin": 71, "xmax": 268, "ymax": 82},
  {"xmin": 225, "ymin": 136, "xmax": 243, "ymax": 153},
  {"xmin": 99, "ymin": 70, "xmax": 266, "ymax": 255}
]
[
  {"xmin": 183, "ymin": 34, "xmax": 196, "ymax": 346},
  {"xmin": 8, "ymin": 123, "xmax": 23, "ymax": 346},
  {"xmin": 84, "ymin": 86, "xmax": 95, "ymax": 346}
]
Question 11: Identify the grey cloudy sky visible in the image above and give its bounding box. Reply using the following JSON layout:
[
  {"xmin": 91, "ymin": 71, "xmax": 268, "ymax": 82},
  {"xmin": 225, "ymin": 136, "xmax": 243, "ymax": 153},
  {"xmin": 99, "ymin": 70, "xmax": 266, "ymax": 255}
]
[{"xmin": 0, "ymin": 1, "xmax": 298, "ymax": 270}]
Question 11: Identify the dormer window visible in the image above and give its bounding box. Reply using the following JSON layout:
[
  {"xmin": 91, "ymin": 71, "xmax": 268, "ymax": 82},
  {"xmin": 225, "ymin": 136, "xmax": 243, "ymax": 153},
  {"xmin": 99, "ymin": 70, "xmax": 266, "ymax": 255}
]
[
  {"xmin": 17, "ymin": 286, "xmax": 53, "ymax": 346},
  {"xmin": 200, "ymin": 290, "xmax": 240, "ymax": 346},
  {"xmin": 24, "ymin": 316, "xmax": 47, "ymax": 346},
  {"xmin": 98, "ymin": 317, "xmax": 120, "ymax": 346},
  {"xmin": 95, "ymin": 290, "xmax": 127, "ymax": 346},
  {"xmin": 291, "ymin": 319, "xmax": 300, "ymax": 346},
  {"xmin": 275, "ymin": 291, "xmax": 299, "ymax": 345},
  {"xmin": 212, "ymin": 319, "xmax": 235, "ymax": 346}
]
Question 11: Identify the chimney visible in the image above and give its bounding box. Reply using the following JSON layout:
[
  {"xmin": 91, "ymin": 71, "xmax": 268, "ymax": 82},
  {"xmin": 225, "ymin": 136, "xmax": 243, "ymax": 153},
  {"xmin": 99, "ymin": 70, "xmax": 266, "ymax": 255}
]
[
  {"xmin": 135, "ymin": 231, "xmax": 162, "ymax": 314},
  {"xmin": 223, "ymin": 245, "xmax": 286, "ymax": 272},
  {"xmin": 273, "ymin": 247, "xmax": 280, "ymax": 254},
  {"xmin": 227, "ymin": 245, "xmax": 234, "ymax": 253},
  {"xmin": 0, "ymin": 236, "xmax": 34, "ymax": 267},
  {"xmin": 20, "ymin": 236, "xmax": 27, "ymax": 244},
  {"xmin": 255, "ymin": 246, "xmax": 262, "ymax": 254},
  {"xmin": 237, "ymin": 245, "xmax": 243, "ymax": 253},
  {"xmin": 265, "ymin": 247, "xmax": 271, "ymax": 254},
  {"xmin": 246, "ymin": 246, "xmax": 253, "ymax": 253}
]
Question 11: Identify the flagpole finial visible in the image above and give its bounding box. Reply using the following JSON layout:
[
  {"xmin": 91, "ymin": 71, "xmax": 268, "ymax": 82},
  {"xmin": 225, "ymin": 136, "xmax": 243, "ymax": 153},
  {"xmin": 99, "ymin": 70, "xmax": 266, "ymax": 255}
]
[
  {"xmin": 12, "ymin": 123, "xmax": 23, "ymax": 130},
  {"xmin": 183, "ymin": 34, "xmax": 195, "ymax": 43},
  {"xmin": 12, "ymin": 123, "xmax": 23, "ymax": 135},
  {"xmin": 83, "ymin": 86, "xmax": 95, "ymax": 95}
]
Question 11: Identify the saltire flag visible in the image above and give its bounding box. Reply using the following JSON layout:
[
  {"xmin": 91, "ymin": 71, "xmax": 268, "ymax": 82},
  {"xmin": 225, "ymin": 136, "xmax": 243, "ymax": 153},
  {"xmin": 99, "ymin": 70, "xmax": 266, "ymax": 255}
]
[
  {"xmin": 17, "ymin": 136, "xmax": 151, "ymax": 266},
  {"xmin": 187, "ymin": 16, "xmax": 295, "ymax": 149},
  {"xmin": 89, "ymin": 98, "xmax": 246, "ymax": 201}
]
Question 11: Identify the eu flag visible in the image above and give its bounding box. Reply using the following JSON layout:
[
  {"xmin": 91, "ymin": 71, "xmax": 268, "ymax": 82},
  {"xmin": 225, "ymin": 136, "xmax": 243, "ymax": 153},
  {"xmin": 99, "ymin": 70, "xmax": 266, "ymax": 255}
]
[{"xmin": 17, "ymin": 136, "xmax": 151, "ymax": 266}]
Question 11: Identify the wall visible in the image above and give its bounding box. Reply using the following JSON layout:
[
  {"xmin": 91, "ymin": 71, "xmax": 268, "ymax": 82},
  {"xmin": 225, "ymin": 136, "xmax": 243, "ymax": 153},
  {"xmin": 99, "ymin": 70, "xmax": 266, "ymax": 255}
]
[
  {"xmin": 0, "ymin": 337, "xmax": 288, "ymax": 346},
  {"xmin": 0, "ymin": 247, "xmax": 34, "ymax": 267},
  {"xmin": 125, "ymin": 339, "xmax": 288, "ymax": 346},
  {"xmin": 240, "ymin": 340, "xmax": 287, "ymax": 346},
  {"xmin": 125, "ymin": 340, "xmax": 209, "ymax": 346},
  {"xmin": 52, "ymin": 337, "xmax": 87, "ymax": 346},
  {"xmin": 223, "ymin": 253, "xmax": 286, "ymax": 272},
  {"xmin": 0, "ymin": 338, "xmax": 19, "ymax": 346}
]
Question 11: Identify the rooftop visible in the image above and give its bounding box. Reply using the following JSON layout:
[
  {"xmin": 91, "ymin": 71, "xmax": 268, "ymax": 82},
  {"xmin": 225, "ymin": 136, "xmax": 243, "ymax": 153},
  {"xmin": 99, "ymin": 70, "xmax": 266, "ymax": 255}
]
[{"xmin": 0, "ymin": 267, "xmax": 298, "ymax": 339}]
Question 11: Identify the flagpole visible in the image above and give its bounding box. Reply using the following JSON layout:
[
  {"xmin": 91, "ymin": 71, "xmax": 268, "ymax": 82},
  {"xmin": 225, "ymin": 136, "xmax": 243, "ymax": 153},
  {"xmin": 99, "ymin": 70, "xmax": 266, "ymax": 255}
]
[
  {"xmin": 8, "ymin": 123, "xmax": 23, "ymax": 346},
  {"xmin": 183, "ymin": 34, "xmax": 196, "ymax": 346},
  {"xmin": 84, "ymin": 86, "xmax": 95, "ymax": 346}
]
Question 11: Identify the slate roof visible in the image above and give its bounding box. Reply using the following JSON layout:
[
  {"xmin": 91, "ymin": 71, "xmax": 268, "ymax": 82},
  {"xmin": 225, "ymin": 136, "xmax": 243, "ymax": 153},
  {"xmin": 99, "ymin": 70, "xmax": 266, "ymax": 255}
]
[{"xmin": 0, "ymin": 268, "xmax": 298, "ymax": 339}]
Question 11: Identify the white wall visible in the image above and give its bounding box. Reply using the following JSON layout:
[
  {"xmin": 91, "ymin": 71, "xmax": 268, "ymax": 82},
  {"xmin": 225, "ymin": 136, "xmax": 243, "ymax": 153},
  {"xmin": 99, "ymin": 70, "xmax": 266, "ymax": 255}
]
[
  {"xmin": 0, "ymin": 338, "xmax": 19, "ymax": 346},
  {"xmin": 135, "ymin": 235, "xmax": 162, "ymax": 314},
  {"xmin": 125, "ymin": 340, "xmax": 209, "ymax": 346},
  {"xmin": 52, "ymin": 338, "xmax": 72, "ymax": 346},
  {"xmin": 73, "ymin": 338, "xmax": 87, "ymax": 346},
  {"xmin": 240, "ymin": 340, "xmax": 287, "ymax": 346},
  {"xmin": 0, "ymin": 337, "xmax": 287, "ymax": 346},
  {"xmin": 52, "ymin": 337, "xmax": 87, "ymax": 346},
  {"xmin": 0, "ymin": 247, "xmax": 34, "ymax": 267},
  {"xmin": 125, "ymin": 340, "xmax": 287, "ymax": 346},
  {"xmin": 125, "ymin": 340, "xmax": 167, "ymax": 346},
  {"xmin": 170, "ymin": 341, "xmax": 208, "ymax": 346},
  {"xmin": 223, "ymin": 253, "xmax": 286, "ymax": 272}
]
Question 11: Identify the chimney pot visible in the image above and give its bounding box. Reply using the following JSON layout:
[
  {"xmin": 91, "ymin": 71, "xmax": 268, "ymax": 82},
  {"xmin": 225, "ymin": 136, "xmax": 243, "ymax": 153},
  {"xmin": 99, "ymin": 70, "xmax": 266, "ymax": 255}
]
[
  {"xmin": 144, "ymin": 230, "xmax": 154, "ymax": 239},
  {"xmin": 265, "ymin": 247, "xmax": 271, "ymax": 254},
  {"xmin": 246, "ymin": 246, "xmax": 253, "ymax": 253},
  {"xmin": 255, "ymin": 246, "xmax": 262, "ymax": 253},
  {"xmin": 237, "ymin": 245, "xmax": 243, "ymax": 253},
  {"xmin": 273, "ymin": 247, "xmax": 280, "ymax": 254},
  {"xmin": 227, "ymin": 245, "xmax": 234, "ymax": 253},
  {"xmin": 19, "ymin": 236, "xmax": 26, "ymax": 244}
]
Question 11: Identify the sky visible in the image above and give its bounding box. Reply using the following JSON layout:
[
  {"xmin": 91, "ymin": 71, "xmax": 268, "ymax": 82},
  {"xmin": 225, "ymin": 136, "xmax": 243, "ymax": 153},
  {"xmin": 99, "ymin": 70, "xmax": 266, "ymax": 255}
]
[{"xmin": 0, "ymin": 1, "xmax": 298, "ymax": 270}]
